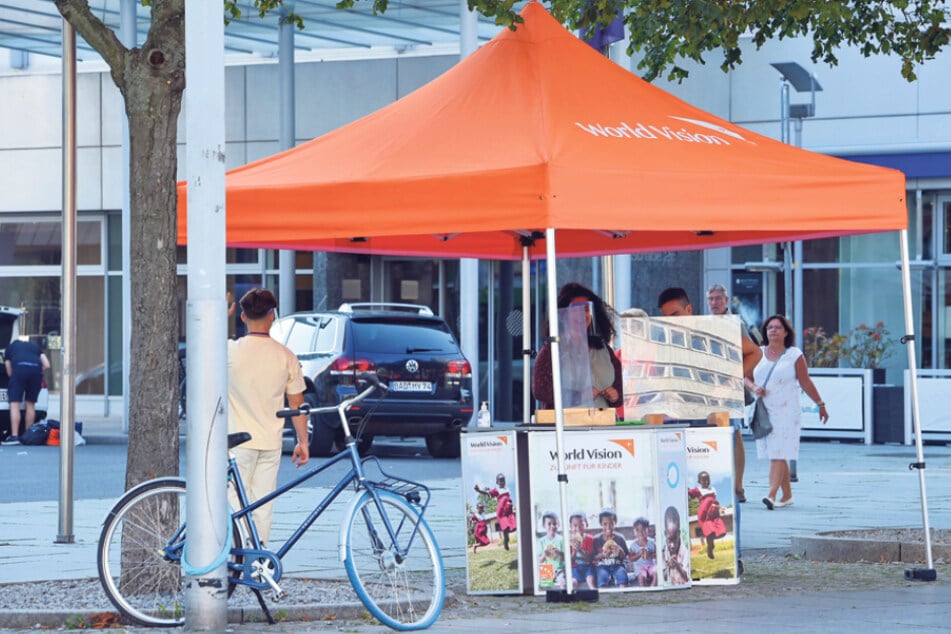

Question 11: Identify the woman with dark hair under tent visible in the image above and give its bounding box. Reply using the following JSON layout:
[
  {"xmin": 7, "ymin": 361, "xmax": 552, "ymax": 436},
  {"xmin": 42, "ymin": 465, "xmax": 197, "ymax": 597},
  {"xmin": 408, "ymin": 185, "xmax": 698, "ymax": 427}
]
[{"xmin": 531, "ymin": 282, "xmax": 622, "ymax": 411}]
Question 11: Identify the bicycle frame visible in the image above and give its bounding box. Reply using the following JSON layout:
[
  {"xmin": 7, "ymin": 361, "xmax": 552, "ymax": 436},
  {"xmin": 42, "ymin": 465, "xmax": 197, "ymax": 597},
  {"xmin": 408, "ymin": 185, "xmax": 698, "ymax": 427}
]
[{"xmin": 226, "ymin": 380, "xmax": 432, "ymax": 588}]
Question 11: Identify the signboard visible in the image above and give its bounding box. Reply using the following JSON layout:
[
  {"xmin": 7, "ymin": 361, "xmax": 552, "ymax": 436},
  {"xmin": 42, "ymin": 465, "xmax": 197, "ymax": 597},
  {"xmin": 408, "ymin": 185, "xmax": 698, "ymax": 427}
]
[
  {"xmin": 525, "ymin": 428, "xmax": 689, "ymax": 594},
  {"xmin": 684, "ymin": 427, "xmax": 739, "ymax": 584},
  {"xmin": 460, "ymin": 430, "xmax": 522, "ymax": 594},
  {"xmin": 620, "ymin": 314, "xmax": 745, "ymax": 422}
]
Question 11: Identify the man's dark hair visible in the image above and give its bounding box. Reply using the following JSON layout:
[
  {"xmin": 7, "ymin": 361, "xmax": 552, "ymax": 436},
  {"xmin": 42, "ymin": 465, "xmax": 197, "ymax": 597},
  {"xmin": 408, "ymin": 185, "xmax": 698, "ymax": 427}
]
[
  {"xmin": 239, "ymin": 288, "xmax": 278, "ymax": 320},
  {"xmin": 657, "ymin": 287, "xmax": 690, "ymax": 309}
]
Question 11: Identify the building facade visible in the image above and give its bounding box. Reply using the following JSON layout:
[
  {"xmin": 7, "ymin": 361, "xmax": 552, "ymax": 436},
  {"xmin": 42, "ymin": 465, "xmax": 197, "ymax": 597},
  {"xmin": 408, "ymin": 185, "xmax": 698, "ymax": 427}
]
[{"xmin": 1, "ymin": 26, "xmax": 948, "ymax": 420}]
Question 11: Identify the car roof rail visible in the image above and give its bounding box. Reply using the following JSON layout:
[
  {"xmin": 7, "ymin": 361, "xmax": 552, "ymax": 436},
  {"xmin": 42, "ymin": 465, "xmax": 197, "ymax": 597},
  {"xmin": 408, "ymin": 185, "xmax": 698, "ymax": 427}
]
[{"xmin": 338, "ymin": 302, "xmax": 434, "ymax": 316}]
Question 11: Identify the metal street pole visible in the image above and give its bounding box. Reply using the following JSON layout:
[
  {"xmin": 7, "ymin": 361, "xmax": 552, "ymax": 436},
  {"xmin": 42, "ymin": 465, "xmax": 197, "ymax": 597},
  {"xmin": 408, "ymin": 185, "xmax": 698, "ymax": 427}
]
[{"xmin": 184, "ymin": 1, "xmax": 229, "ymax": 628}]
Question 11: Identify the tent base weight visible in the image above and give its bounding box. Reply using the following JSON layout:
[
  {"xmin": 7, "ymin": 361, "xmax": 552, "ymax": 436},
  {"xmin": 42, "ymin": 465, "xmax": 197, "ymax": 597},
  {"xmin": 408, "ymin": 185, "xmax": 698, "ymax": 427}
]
[
  {"xmin": 546, "ymin": 588, "xmax": 599, "ymax": 603},
  {"xmin": 904, "ymin": 568, "xmax": 937, "ymax": 582}
]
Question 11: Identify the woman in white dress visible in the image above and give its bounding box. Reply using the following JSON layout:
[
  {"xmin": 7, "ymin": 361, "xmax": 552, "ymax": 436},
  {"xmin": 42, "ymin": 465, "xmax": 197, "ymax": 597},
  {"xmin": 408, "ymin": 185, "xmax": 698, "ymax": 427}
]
[{"xmin": 745, "ymin": 314, "xmax": 828, "ymax": 510}]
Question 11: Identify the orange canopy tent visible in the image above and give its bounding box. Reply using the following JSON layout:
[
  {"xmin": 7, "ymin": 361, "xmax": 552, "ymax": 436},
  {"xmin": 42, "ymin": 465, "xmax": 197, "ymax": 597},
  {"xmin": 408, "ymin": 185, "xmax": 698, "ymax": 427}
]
[
  {"xmin": 176, "ymin": 1, "xmax": 906, "ymax": 257},
  {"xmin": 177, "ymin": 2, "xmax": 936, "ymax": 578}
]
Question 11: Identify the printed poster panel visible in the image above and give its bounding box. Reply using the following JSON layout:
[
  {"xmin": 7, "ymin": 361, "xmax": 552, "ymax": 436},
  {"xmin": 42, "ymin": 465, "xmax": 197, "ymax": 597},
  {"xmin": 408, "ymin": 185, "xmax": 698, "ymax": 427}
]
[
  {"xmin": 460, "ymin": 430, "xmax": 521, "ymax": 595},
  {"xmin": 526, "ymin": 429, "xmax": 666, "ymax": 594},
  {"xmin": 654, "ymin": 429, "xmax": 691, "ymax": 590},
  {"xmin": 620, "ymin": 314, "xmax": 745, "ymax": 422},
  {"xmin": 685, "ymin": 427, "xmax": 739, "ymax": 584}
]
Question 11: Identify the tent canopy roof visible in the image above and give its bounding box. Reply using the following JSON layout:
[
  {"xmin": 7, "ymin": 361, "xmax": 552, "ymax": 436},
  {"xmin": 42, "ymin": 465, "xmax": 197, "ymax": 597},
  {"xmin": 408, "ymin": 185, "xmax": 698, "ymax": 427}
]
[{"xmin": 178, "ymin": 1, "xmax": 906, "ymax": 260}]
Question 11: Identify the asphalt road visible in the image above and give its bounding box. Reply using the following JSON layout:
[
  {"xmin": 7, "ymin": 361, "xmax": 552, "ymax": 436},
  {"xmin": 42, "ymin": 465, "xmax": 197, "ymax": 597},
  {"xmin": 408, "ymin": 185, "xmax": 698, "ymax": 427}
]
[{"xmin": 0, "ymin": 438, "xmax": 461, "ymax": 504}]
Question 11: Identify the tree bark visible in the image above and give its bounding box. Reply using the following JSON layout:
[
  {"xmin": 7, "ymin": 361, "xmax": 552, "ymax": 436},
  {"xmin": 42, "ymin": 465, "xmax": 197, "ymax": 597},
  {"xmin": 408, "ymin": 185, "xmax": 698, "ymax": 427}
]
[{"xmin": 56, "ymin": 0, "xmax": 185, "ymax": 489}]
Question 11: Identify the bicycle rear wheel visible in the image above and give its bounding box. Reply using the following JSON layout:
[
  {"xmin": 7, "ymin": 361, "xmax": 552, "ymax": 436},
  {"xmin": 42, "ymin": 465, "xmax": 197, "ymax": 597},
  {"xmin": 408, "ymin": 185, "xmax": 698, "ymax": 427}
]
[
  {"xmin": 97, "ymin": 478, "xmax": 242, "ymax": 626},
  {"xmin": 342, "ymin": 489, "xmax": 444, "ymax": 630}
]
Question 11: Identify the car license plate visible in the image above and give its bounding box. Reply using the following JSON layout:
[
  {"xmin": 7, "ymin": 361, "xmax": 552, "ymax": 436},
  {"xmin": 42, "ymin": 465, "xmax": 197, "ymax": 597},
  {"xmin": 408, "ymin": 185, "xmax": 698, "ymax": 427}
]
[
  {"xmin": 390, "ymin": 381, "xmax": 433, "ymax": 393},
  {"xmin": 0, "ymin": 391, "xmax": 6, "ymax": 402}
]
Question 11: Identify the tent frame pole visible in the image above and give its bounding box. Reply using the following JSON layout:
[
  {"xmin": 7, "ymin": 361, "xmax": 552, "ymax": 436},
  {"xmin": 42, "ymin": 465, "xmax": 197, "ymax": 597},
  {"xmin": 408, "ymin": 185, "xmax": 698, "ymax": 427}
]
[
  {"xmin": 522, "ymin": 242, "xmax": 532, "ymax": 424},
  {"xmin": 898, "ymin": 228, "xmax": 937, "ymax": 581},
  {"xmin": 543, "ymin": 228, "xmax": 599, "ymax": 602}
]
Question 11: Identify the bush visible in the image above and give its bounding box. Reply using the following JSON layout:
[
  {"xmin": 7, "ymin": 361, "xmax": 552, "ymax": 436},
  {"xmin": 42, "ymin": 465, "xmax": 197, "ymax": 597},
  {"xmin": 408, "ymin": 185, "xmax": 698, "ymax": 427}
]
[
  {"xmin": 841, "ymin": 322, "xmax": 896, "ymax": 369},
  {"xmin": 803, "ymin": 322, "xmax": 896, "ymax": 369},
  {"xmin": 803, "ymin": 326, "xmax": 847, "ymax": 368}
]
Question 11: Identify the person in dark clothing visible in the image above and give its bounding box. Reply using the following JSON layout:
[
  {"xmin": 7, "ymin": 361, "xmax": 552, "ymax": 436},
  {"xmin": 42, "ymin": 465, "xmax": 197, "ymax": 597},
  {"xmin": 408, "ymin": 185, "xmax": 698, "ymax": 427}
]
[{"xmin": 3, "ymin": 339, "xmax": 50, "ymax": 445}]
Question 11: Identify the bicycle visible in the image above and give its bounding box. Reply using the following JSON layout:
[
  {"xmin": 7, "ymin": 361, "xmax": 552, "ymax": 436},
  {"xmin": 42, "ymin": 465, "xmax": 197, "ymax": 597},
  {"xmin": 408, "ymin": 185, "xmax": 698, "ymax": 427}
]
[{"xmin": 97, "ymin": 375, "xmax": 445, "ymax": 630}]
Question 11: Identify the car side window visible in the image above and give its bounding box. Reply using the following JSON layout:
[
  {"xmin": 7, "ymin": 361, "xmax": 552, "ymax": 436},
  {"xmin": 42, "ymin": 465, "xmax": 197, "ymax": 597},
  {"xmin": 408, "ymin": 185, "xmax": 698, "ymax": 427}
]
[
  {"xmin": 286, "ymin": 321, "xmax": 317, "ymax": 352},
  {"xmin": 313, "ymin": 317, "xmax": 338, "ymax": 353}
]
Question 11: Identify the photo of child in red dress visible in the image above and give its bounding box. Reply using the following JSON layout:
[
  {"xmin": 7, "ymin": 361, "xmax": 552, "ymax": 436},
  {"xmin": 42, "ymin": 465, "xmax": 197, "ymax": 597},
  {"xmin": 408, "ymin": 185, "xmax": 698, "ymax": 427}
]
[
  {"xmin": 688, "ymin": 471, "xmax": 727, "ymax": 559},
  {"xmin": 475, "ymin": 472, "xmax": 517, "ymax": 550},
  {"xmin": 469, "ymin": 502, "xmax": 494, "ymax": 553}
]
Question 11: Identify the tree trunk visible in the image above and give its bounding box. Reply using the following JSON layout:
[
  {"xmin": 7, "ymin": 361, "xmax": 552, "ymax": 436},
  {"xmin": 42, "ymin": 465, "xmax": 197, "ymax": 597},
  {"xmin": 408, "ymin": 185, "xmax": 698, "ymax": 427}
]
[
  {"xmin": 56, "ymin": 1, "xmax": 185, "ymax": 490},
  {"xmin": 120, "ymin": 29, "xmax": 186, "ymax": 489}
]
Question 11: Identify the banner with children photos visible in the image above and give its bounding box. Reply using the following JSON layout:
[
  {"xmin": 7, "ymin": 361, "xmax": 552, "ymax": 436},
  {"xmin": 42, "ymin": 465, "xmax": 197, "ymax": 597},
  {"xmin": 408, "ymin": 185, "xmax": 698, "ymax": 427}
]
[
  {"xmin": 620, "ymin": 314, "xmax": 745, "ymax": 422},
  {"xmin": 525, "ymin": 428, "xmax": 688, "ymax": 595},
  {"xmin": 654, "ymin": 429, "xmax": 691, "ymax": 589},
  {"xmin": 684, "ymin": 426, "xmax": 739, "ymax": 584},
  {"xmin": 460, "ymin": 430, "xmax": 522, "ymax": 594}
]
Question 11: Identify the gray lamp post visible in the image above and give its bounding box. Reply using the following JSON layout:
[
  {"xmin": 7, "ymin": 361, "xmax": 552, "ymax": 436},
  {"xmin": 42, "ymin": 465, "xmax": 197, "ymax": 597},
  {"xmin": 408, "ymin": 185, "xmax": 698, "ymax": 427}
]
[{"xmin": 769, "ymin": 62, "xmax": 821, "ymax": 484}]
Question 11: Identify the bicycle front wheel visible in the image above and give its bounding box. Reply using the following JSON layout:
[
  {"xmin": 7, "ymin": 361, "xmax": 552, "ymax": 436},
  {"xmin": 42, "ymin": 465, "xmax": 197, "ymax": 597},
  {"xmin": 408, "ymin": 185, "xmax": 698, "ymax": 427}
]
[
  {"xmin": 97, "ymin": 478, "xmax": 242, "ymax": 627},
  {"xmin": 342, "ymin": 489, "xmax": 445, "ymax": 630}
]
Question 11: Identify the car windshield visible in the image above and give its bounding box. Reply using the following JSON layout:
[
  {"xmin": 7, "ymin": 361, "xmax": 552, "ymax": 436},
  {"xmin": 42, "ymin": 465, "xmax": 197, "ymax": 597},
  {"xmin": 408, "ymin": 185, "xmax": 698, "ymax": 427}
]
[{"xmin": 351, "ymin": 319, "xmax": 456, "ymax": 354}]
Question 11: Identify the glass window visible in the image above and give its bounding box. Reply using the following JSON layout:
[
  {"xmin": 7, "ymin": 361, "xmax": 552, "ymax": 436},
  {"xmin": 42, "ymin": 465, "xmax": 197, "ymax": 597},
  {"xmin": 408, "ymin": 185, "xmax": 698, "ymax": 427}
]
[
  {"xmin": 285, "ymin": 321, "xmax": 316, "ymax": 352},
  {"xmin": 671, "ymin": 366, "xmax": 692, "ymax": 378},
  {"xmin": 0, "ymin": 219, "xmax": 101, "ymax": 266},
  {"xmin": 649, "ymin": 323, "xmax": 667, "ymax": 343},
  {"xmin": 351, "ymin": 318, "xmax": 456, "ymax": 354},
  {"xmin": 709, "ymin": 339, "xmax": 724, "ymax": 357},
  {"xmin": 690, "ymin": 334, "xmax": 707, "ymax": 352},
  {"xmin": 669, "ymin": 328, "xmax": 686, "ymax": 347},
  {"xmin": 648, "ymin": 364, "xmax": 667, "ymax": 377},
  {"xmin": 313, "ymin": 317, "xmax": 338, "ymax": 353}
]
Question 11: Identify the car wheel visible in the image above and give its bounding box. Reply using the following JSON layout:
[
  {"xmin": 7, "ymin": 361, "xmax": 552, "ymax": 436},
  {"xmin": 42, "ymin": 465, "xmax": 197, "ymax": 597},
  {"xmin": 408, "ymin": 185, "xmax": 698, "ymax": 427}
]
[
  {"xmin": 310, "ymin": 422, "xmax": 336, "ymax": 457},
  {"xmin": 306, "ymin": 394, "xmax": 335, "ymax": 457},
  {"xmin": 425, "ymin": 431, "xmax": 461, "ymax": 459}
]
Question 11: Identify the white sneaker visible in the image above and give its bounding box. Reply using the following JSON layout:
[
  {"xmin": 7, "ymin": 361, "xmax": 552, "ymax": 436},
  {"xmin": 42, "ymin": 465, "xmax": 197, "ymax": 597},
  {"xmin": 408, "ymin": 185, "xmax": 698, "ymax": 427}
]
[{"xmin": 1, "ymin": 436, "xmax": 20, "ymax": 446}]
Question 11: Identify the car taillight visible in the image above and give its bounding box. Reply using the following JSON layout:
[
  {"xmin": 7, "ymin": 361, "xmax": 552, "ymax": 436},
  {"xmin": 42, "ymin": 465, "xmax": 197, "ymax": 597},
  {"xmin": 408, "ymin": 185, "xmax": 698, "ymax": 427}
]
[
  {"xmin": 446, "ymin": 360, "xmax": 471, "ymax": 377},
  {"xmin": 330, "ymin": 358, "xmax": 376, "ymax": 374}
]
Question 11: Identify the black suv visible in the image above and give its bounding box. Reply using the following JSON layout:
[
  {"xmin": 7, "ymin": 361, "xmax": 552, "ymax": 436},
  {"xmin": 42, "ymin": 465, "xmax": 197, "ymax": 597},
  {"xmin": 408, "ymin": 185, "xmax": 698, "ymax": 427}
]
[{"xmin": 270, "ymin": 303, "xmax": 473, "ymax": 458}]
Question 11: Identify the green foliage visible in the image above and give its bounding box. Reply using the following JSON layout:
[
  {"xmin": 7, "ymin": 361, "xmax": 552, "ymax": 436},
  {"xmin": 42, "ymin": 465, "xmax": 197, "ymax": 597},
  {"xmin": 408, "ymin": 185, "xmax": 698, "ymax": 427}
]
[
  {"xmin": 803, "ymin": 322, "xmax": 896, "ymax": 369},
  {"xmin": 223, "ymin": 0, "xmax": 304, "ymax": 28},
  {"xmin": 803, "ymin": 326, "xmax": 847, "ymax": 368},
  {"xmin": 466, "ymin": 544, "xmax": 521, "ymax": 591},
  {"xmin": 467, "ymin": 0, "xmax": 951, "ymax": 82},
  {"xmin": 841, "ymin": 321, "xmax": 896, "ymax": 369}
]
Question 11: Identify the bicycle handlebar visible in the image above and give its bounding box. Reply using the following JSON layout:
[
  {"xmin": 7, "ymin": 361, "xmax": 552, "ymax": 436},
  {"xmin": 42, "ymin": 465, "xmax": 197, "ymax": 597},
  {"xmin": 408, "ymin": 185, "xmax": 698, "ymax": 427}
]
[{"xmin": 276, "ymin": 373, "xmax": 387, "ymax": 419}]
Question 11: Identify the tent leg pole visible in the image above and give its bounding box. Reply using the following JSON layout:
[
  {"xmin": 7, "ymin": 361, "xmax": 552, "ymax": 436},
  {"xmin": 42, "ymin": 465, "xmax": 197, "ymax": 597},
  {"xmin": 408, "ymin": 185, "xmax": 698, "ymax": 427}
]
[
  {"xmin": 522, "ymin": 245, "xmax": 532, "ymax": 424},
  {"xmin": 898, "ymin": 229, "xmax": 936, "ymax": 581},
  {"xmin": 542, "ymin": 228, "xmax": 599, "ymax": 603}
]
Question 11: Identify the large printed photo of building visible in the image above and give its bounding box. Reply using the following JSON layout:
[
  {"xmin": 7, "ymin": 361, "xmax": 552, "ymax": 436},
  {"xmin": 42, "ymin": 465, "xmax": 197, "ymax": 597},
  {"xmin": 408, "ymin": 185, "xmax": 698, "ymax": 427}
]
[{"xmin": 620, "ymin": 315, "xmax": 745, "ymax": 422}]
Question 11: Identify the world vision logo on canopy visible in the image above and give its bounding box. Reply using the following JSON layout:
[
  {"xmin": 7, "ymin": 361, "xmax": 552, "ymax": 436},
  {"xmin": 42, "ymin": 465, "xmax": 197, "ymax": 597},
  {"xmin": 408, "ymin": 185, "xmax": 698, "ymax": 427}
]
[{"xmin": 574, "ymin": 116, "xmax": 755, "ymax": 146}]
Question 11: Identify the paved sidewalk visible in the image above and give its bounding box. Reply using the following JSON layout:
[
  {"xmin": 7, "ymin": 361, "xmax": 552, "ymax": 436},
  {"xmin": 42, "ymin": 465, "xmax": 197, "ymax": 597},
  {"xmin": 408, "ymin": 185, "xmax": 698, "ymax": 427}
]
[{"xmin": 1, "ymin": 420, "xmax": 950, "ymax": 631}]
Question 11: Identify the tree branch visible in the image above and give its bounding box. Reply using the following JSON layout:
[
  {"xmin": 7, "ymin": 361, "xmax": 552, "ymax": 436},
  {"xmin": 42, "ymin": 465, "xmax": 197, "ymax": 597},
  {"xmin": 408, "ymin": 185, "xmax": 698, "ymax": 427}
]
[{"xmin": 54, "ymin": 0, "xmax": 128, "ymax": 80}]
